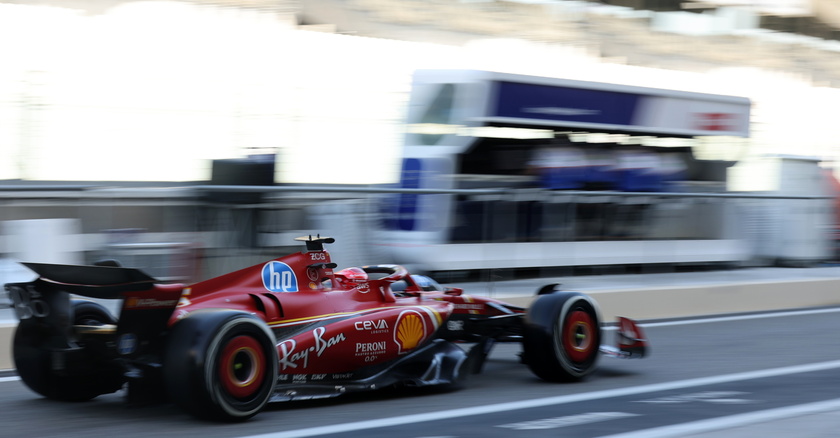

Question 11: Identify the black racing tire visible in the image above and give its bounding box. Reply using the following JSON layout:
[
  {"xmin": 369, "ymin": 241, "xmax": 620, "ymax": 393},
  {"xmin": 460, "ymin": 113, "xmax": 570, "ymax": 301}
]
[
  {"xmin": 13, "ymin": 320, "xmax": 53, "ymax": 400},
  {"xmin": 13, "ymin": 300, "xmax": 121, "ymax": 402},
  {"xmin": 522, "ymin": 292, "xmax": 601, "ymax": 382},
  {"xmin": 163, "ymin": 310, "xmax": 278, "ymax": 422},
  {"xmin": 72, "ymin": 299, "xmax": 117, "ymax": 326}
]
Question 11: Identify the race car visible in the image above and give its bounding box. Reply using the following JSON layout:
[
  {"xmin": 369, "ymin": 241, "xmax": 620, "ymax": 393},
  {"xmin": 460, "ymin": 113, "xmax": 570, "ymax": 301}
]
[{"xmin": 5, "ymin": 236, "xmax": 648, "ymax": 421}]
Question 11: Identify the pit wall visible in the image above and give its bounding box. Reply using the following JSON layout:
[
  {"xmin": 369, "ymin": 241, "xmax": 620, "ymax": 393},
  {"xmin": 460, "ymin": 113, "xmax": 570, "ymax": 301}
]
[{"xmin": 500, "ymin": 278, "xmax": 840, "ymax": 322}]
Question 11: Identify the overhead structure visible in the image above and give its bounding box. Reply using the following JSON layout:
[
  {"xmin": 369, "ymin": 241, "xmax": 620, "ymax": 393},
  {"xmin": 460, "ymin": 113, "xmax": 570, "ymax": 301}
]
[{"xmin": 381, "ymin": 69, "xmax": 754, "ymax": 272}]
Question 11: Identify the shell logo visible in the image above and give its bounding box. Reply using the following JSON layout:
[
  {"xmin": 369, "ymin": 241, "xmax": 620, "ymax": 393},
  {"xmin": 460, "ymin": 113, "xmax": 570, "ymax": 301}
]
[{"xmin": 394, "ymin": 310, "xmax": 426, "ymax": 354}]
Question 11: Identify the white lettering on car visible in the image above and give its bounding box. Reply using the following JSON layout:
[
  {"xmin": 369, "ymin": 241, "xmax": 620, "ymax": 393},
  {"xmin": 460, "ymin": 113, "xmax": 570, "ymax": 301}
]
[
  {"xmin": 278, "ymin": 339, "xmax": 305, "ymax": 370},
  {"xmin": 278, "ymin": 327, "xmax": 347, "ymax": 371},
  {"xmin": 355, "ymin": 342, "xmax": 387, "ymax": 355},
  {"xmin": 125, "ymin": 298, "xmax": 179, "ymax": 309},
  {"xmin": 447, "ymin": 320, "xmax": 464, "ymax": 331},
  {"xmin": 313, "ymin": 326, "xmax": 345, "ymax": 357},
  {"xmin": 354, "ymin": 319, "xmax": 389, "ymax": 333}
]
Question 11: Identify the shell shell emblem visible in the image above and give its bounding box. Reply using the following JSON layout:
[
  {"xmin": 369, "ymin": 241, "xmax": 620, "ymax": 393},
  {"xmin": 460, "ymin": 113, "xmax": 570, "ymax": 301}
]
[{"xmin": 394, "ymin": 310, "xmax": 426, "ymax": 354}]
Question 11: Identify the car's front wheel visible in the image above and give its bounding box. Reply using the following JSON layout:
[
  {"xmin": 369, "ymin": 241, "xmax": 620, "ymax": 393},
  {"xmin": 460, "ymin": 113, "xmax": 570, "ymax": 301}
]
[{"xmin": 522, "ymin": 292, "xmax": 601, "ymax": 382}]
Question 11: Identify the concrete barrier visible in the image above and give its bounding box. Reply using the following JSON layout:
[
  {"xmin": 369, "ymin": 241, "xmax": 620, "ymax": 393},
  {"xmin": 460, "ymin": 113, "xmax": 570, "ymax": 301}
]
[
  {"xmin": 1, "ymin": 324, "xmax": 13, "ymax": 371},
  {"xmin": 493, "ymin": 278, "xmax": 840, "ymax": 322}
]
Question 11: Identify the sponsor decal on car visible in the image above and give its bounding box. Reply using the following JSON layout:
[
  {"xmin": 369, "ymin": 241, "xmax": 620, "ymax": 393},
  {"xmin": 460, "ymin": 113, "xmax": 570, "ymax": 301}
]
[
  {"xmin": 278, "ymin": 373, "xmax": 333, "ymax": 383},
  {"xmin": 453, "ymin": 296, "xmax": 483, "ymax": 314},
  {"xmin": 355, "ymin": 342, "xmax": 387, "ymax": 356},
  {"xmin": 354, "ymin": 319, "xmax": 389, "ymax": 334},
  {"xmin": 117, "ymin": 333, "xmax": 137, "ymax": 355},
  {"xmin": 394, "ymin": 310, "xmax": 427, "ymax": 354},
  {"xmin": 447, "ymin": 320, "xmax": 464, "ymax": 331},
  {"xmin": 262, "ymin": 261, "xmax": 298, "ymax": 292},
  {"xmin": 124, "ymin": 297, "xmax": 179, "ymax": 309},
  {"xmin": 278, "ymin": 327, "xmax": 346, "ymax": 370},
  {"xmin": 356, "ymin": 341, "xmax": 386, "ymax": 362}
]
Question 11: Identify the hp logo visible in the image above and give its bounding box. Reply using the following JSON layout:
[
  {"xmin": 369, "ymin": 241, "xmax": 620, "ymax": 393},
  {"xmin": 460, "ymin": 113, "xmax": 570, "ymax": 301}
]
[{"xmin": 262, "ymin": 261, "xmax": 298, "ymax": 292}]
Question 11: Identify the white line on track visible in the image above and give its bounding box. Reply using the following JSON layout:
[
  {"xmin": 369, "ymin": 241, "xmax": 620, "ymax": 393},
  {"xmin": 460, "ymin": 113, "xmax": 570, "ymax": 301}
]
[
  {"xmin": 638, "ymin": 307, "xmax": 840, "ymax": 328},
  {"xmin": 237, "ymin": 359, "xmax": 840, "ymax": 438},
  {"xmin": 597, "ymin": 397, "xmax": 840, "ymax": 438},
  {"xmin": 597, "ymin": 307, "xmax": 840, "ymax": 331},
  {"xmin": 0, "ymin": 376, "xmax": 20, "ymax": 383}
]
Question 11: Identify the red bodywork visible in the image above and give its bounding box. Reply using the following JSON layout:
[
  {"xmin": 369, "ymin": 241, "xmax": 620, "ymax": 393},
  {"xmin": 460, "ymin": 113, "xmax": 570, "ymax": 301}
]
[
  {"xmin": 132, "ymin": 245, "xmax": 521, "ymax": 376},
  {"xmin": 8, "ymin": 236, "xmax": 648, "ymax": 420}
]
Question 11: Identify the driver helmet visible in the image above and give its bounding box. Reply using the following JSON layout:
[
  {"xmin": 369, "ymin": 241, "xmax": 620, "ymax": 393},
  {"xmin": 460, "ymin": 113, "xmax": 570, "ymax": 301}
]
[{"xmin": 336, "ymin": 267, "xmax": 368, "ymax": 284}]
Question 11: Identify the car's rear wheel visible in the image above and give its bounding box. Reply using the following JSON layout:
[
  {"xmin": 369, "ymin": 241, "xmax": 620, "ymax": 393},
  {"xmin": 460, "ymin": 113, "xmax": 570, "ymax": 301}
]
[
  {"xmin": 164, "ymin": 310, "xmax": 278, "ymax": 421},
  {"xmin": 523, "ymin": 292, "xmax": 601, "ymax": 382},
  {"xmin": 14, "ymin": 300, "xmax": 122, "ymax": 401}
]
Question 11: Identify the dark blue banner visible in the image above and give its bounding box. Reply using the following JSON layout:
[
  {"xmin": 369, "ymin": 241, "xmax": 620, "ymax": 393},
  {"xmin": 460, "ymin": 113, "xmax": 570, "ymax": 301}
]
[{"xmin": 492, "ymin": 81, "xmax": 641, "ymax": 127}]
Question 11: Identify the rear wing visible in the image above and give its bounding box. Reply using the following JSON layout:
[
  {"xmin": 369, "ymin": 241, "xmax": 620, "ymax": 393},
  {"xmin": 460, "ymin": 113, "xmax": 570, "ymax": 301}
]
[
  {"xmin": 6, "ymin": 262, "xmax": 184, "ymax": 366},
  {"xmin": 5, "ymin": 262, "xmax": 174, "ymax": 325},
  {"xmin": 17, "ymin": 262, "xmax": 157, "ymax": 299}
]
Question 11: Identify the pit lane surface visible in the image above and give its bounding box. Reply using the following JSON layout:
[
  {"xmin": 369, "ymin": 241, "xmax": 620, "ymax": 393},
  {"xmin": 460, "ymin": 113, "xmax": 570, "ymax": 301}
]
[{"xmin": 1, "ymin": 308, "xmax": 839, "ymax": 438}]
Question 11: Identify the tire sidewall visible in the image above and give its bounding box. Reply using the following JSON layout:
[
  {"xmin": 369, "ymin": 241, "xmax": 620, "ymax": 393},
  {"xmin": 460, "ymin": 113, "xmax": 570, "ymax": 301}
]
[
  {"xmin": 164, "ymin": 310, "xmax": 278, "ymax": 421},
  {"xmin": 204, "ymin": 316, "xmax": 278, "ymax": 419},
  {"xmin": 552, "ymin": 295, "xmax": 601, "ymax": 378},
  {"xmin": 524, "ymin": 292, "xmax": 602, "ymax": 381}
]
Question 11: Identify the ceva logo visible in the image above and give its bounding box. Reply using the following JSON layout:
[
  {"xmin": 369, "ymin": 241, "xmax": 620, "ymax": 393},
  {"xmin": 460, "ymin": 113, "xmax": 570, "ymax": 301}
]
[{"xmin": 262, "ymin": 261, "xmax": 298, "ymax": 292}]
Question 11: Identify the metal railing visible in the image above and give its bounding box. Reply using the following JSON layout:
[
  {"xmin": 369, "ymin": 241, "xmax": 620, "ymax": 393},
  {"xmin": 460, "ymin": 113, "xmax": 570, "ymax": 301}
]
[{"xmin": 0, "ymin": 184, "xmax": 834, "ymax": 282}]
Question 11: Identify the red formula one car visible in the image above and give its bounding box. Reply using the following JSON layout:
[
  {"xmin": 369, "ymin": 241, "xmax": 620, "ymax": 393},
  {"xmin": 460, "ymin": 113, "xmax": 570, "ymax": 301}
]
[{"xmin": 5, "ymin": 236, "xmax": 648, "ymax": 421}]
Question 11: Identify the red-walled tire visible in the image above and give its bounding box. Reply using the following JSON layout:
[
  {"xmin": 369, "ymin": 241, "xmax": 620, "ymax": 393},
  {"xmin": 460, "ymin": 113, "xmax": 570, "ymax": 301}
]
[
  {"xmin": 523, "ymin": 292, "xmax": 601, "ymax": 382},
  {"xmin": 164, "ymin": 310, "xmax": 278, "ymax": 421}
]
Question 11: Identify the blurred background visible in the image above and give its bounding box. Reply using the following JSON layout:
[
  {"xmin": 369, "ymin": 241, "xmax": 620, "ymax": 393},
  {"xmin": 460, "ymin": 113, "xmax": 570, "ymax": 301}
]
[{"xmin": 1, "ymin": 0, "xmax": 840, "ymax": 286}]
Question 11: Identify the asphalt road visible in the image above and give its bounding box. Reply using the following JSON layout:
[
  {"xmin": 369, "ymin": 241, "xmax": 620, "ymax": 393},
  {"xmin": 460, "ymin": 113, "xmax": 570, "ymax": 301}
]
[{"xmin": 1, "ymin": 307, "xmax": 839, "ymax": 437}]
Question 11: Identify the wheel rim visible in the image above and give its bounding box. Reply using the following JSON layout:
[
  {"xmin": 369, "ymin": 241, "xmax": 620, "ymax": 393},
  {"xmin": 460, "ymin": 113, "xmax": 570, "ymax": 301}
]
[
  {"xmin": 563, "ymin": 310, "xmax": 594, "ymax": 363},
  {"xmin": 218, "ymin": 335, "xmax": 266, "ymax": 399}
]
